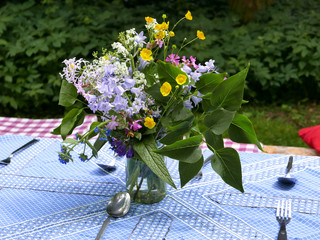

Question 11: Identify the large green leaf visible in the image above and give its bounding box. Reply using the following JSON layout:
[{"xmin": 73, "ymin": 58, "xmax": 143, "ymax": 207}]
[
  {"xmin": 203, "ymin": 108, "xmax": 236, "ymax": 135},
  {"xmin": 60, "ymin": 108, "xmax": 85, "ymax": 139},
  {"xmin": 210, "ymin": 65, "xmax": 249, "ymax": 111},
  {"xmin": 205, "ymin": 129, "xmax": 224, "ymax": 150},
  {"xmin": 211, "ymin": 148, "xmax": 244, "ymax": 192},
  {"xmin": 154, "ymin": 135, "xmax": 202, "ymax": 163},
  {"xmin": 133, "ymin": 135, "xmax": 176, "ymax": 188},
  {"xmin": 159, "ymin": 118, "xmax": 193, "ymax": 145},
  {"xmin": 157, "ymin": 60, "xmax": 188, "ymax": 86},
  {"xmin": 179, "ymin": 156, "xmax": 204, "ymax": 187},
  {"xmin": 59, "ymin": 80, "xmax": 78, "ymax": 107},
  {"xmin": 196, "ymin": 72, "xmax": 226, "ymax": 94},
  {"xmin": 229, "ymin": 113, "xmax": 263, "ymax": 151}
]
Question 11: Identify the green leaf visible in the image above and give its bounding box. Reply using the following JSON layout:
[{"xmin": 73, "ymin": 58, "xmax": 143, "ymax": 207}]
[
  {"xmin": 210, "ymin": 65, "xmax": 249, "ymax": 111},
  {"xmin": 179, "ymin": 156, "xmax": 204, "ymax": 187},
  {"xmin": 229, "ymin": 114, "xmax": 263, "ymax": 151},
  {"xmin": 87, "ymin": 121, "xmax": 100, "ymax": 139},
  {"xmin": 133, "ymin": 135, "xmax": 176, "ymax": 188},
  {"xmin": 154, "ymin": 135, "xmax": 202, "ymax": 163},
  {"xmin": 58, "ymin": 80, "xmax": 78, "ymax": 107},
  {"xmin": 196, "ymin": 72, "xmax": 226, "ymax": 94},
  {"xmin": 60, "ymin": 108, "xmax": 85, "ymax": 139},
  {"xmin": 205, "ymin": 130, "xmax": 224, "ymax": 150},
  {"xmin": 212, "ymin": 148, "xmax": 244, "ymax": 192},
  {"xmin": 203, "ymin": 108, "xmax": 236, "ymax": 135},
  {"xmin": 62, "ymin": 138, "xmax": 78, "ymax": 144},
  {"xmin": 93, "ymin": 135, "xmax": 107, "ymax": 154},
  {"xmin": 157, "ymin": 60, "xmax": 188, "ymax": 86},
  {"xmin": 159, "ymin": 118, "xmax": 193, "ymax": 145}
]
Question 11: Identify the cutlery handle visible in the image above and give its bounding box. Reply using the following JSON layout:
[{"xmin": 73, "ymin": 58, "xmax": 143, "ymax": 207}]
[
  {"xmin": 286, "ymin": 156, "xmax": 293, "ymax": 174},
  {"xmin": 277, "ymin": 222, "xmax": 287, "ymax": 240},
  {"xmin": 11, "ymin": 139, "xmax": 39, "ymax": 155},
  {"xmin": 95, "ymin": 216, "xmax": 111, "ymax": 240}
]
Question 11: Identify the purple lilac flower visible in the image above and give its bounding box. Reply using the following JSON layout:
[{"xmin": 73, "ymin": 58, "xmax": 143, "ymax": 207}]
[
  {"xmin": 138, "ymin": 57, "xmax": 149, "ymax": 70},
  {"xmin": 122, "ymin": 77, "xmax": 135, "ymax": 89},
  {"xmin": 165, "ymin": 54, "xmax": 180, "ymax": 65},
  {"xmin": 135, "ymin": 31, "xmax": 147, "ymax": 45},
  {"xmin": 184, "ymin": 99, "xmax": 193, "ymax": 110},
  {"xmin": 106, "ymin": 115, "xmax": 119, "ymax": 130}
]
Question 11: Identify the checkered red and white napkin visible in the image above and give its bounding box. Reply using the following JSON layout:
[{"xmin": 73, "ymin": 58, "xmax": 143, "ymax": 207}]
[{"xmin": 0, "ymin": 116, "xmax": 261, "ymax": 153}]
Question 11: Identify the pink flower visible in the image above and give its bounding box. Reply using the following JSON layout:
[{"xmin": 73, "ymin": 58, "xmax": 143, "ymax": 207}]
[
  {"xmin": 165, "ymin": 54, "xmax": 180, "ymax": 65},
  {"xmin": 190, "ymin": 56, "xmax": 198, "ymax": 69},
  {"xmin": 106, "ymin": 115, "xmax": 119, "ymax": 130},
  {"xmin": 129, "ymin": 120, "xmax": 142, "ymax": 131}
]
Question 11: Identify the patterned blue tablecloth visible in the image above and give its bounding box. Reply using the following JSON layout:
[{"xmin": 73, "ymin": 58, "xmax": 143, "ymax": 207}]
[{"xmin": 1, "ymin": 135, "xmax": 320, "ymax": 239}]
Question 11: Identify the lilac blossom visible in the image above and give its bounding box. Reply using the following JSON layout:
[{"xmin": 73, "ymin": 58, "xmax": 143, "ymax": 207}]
[{"xmin": 134, "ymin": 31, "xmax": 147, "ymax": 45}]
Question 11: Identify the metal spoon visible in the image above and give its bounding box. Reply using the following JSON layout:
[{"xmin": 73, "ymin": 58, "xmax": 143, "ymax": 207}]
[
  {"xmin": 0, "ymin": 138, "xmax": 39, "ymax": 166},
  {"xmin": 95, "ymin": 192, "xmax": 131, "ymax": 240},
  {"xmin": 96, "ymin": 156, "xmax": 117, "ymax": 173},
  {"xmin": 278, "ymin": 156, "xmax": 297, "ymax": 185}
]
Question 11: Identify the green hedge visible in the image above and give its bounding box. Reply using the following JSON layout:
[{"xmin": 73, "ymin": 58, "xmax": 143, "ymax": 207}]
[{"xmin": 0, "ymin": 0, "xmax": 319, "ymax": 116}]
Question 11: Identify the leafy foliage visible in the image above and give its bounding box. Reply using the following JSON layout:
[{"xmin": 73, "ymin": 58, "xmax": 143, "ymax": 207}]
[{"xmin": 1, "ymin": 0, "xmax": 319, "ymax": 116}]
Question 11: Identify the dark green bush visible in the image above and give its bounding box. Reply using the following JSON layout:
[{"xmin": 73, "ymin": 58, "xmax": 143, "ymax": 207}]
[
  {"xmin": 0, "ymin": 0, "xmax": 319, "ymax": 117},
  {"xmin": 188, "ymin": 0, "xmax": 320, "ymax": 103}
]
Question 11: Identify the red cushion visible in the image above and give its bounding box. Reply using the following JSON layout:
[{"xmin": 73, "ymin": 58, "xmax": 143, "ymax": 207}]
[{"xmin": 299, "ymin": 125, "xmax": 320, "ymax": 154}]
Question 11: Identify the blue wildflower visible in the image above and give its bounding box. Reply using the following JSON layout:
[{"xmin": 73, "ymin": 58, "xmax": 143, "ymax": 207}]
[
  {"xmin": 58, "ymin": 145, "xmax": 70, "ymax": 164},
  {"xmin": 94, "ymin": 127, "xmax": 99, "ymax": 133}
]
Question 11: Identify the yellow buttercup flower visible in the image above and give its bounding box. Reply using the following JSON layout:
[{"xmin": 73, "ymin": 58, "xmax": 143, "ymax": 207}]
[
  {"xmin": 140, "ymin": 48, "xmax": 153, "ymax": 61},
  {"xmin": 160, "ymin": 82, "xmax": 172, "ymax": 96},
  {"xmin": 154, "ymin": 22, "xmax": 169, "ymax": 31},
  {"xmin": 144, "ymin": 117, "xmax": 156, "ymax": 129},
  {"xmin": 169, "ymin": 31, "xmax": 175, "ymax": 37},
  {"xmin": 155, "ymin": 31, "xmax": 165, "ymax": 39},
  {"xmin": 176, "ymin": 74, "xmax": 187, "ymax": 85},
  {"xmin": 145, "ymin": 17, "xmax": 154, "ymax": 23},
  {"xmin": 185, "ymin": 11, "xmax": 192, "ymax": 20},
  {"xmin": 197, "ymin": 30, "xmax": 205, "ymax": 40}
]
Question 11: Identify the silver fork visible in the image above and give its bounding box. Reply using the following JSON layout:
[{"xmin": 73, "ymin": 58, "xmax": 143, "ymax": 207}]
[
  {"xmin": 0, "ymin": 139, "xmax": 39, "ymax": 166},
  {"xmin": 276, "ymin": 199, "xmax": 292, "ymax": 240}
]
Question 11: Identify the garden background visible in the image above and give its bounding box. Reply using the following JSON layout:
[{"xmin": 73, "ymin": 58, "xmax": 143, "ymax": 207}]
[{"xmin": 0, "ymin": 0, "xmax": 319, "ymax": 147}]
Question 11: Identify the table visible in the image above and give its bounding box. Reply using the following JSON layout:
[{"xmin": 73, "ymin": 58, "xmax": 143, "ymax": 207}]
[{"xmin": 1, "ymin": 135, "xmax": 320, "ymax": 239}]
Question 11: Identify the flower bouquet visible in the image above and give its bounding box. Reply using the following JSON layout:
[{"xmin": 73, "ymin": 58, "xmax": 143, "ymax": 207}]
[{"xmin": 53, "ymin": 11, "xmax": 262, "ymax": 203}]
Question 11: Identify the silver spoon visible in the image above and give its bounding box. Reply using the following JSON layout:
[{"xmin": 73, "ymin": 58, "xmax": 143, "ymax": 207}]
[
  {"xmin": 0, "ymin": 138, "xmax": 39, "ymax": 166},
  {"xmin": 95, "ymin": 192, "xmax": 131, "ymax": 240},
  {"xmin": 96, "ymin": 156, "xmax": 117, "ymax": 173},
  {"xmin": 278, "ymin": 156, "xmax": 297, "ymax": 185}
]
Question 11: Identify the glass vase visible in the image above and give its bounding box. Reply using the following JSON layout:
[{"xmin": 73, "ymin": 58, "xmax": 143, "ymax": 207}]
[{"xmin": 126, "ymin": 156, "xmax": 167, "ymax": 204}]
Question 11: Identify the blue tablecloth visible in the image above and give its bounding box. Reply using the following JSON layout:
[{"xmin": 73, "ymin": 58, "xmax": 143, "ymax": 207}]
[{"xmin": 1, "ymin": 135, "xmax": 320, "ymax": 239}]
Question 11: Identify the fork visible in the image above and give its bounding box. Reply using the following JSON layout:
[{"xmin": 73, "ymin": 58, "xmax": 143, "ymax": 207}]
[
  {"xmin": 276, "ymin": 199, "xmax": 292, "ymax": 240},
  {"xmin": 0, "ymin": 138, "xmax": 39, "ymax": 166}
]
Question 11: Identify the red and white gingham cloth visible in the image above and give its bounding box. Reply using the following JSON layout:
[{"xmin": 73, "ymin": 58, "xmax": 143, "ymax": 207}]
[{"xmin": 0, "ymin": 116, "xmax": 262, "ymax": 153}]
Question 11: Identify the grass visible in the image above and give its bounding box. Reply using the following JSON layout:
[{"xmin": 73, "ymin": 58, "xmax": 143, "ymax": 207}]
[{"xmin": 241, "ymin": 102, "xmax": 320, "ymax": 148}]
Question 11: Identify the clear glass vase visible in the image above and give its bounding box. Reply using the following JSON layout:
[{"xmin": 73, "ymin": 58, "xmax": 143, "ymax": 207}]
[{"xmin": 126, "ymin": 157, "xmax": 167, "ymax": 204}]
